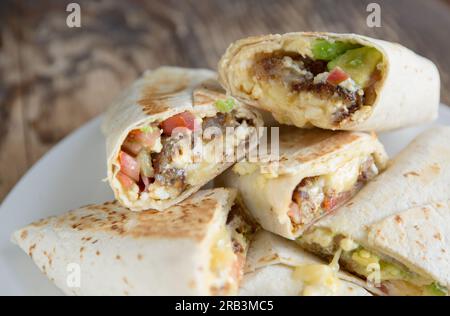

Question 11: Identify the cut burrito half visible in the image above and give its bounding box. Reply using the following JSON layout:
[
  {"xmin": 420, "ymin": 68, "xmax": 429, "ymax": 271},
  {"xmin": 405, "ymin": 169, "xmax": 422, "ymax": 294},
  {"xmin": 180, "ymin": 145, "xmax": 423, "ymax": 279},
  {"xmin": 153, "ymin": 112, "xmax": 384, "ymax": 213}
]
[
  {"xmin": 102, "ymin": 67, "xmax": 263, "ymax": 211},
  {"xmin": 218, "ymin": 32, "xmax": 440, "ymax": 131},
  {"xmin": 298, "ymin": 126, "xmax": 450, "ymax": 296},
  {"xmin": 11, "ymin": 188, "xmax": 257, "ymax": 296},
  {"xmin": 240, "ymin": 230, "xmax": 373, "ymax": 296},
  {"xmin": 217, "ymin": 127, "xmax": 388, "ymax": 240}
]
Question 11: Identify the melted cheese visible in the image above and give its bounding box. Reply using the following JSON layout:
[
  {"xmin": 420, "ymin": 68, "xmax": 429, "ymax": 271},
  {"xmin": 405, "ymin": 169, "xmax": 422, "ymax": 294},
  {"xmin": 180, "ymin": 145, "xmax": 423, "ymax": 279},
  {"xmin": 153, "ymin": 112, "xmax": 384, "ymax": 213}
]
[
  {"xmin": 302, "ymin": 228, "xmax": 446, "ymax": 295},
  {"xmin": 232, "ymin": 161, "xmax": 259, "ymax": 176},
  {"xmin": 210, "ymin": 227, "xmax": 234, "ymax": 275},
  {"xmin": 323, "ymin": 155, "xmax": 364, "ymax": 193},
  {"xmin": 250, "ymin": 81, "xmax": 346, "ymax": 128},
  {"xmin": 293, "ymin": 262, "xmax": 341, "ymax": 296},
  {"xmin": 340, "ymin": 237, "xmax": 359, "ymax": 252},
  {"xmin": 301, "ymin": 228, "xmax": 335, "ymax": 248},
  {"xmin": 367, "ymin": 263, "xmax": 381, "ymax": 285}
]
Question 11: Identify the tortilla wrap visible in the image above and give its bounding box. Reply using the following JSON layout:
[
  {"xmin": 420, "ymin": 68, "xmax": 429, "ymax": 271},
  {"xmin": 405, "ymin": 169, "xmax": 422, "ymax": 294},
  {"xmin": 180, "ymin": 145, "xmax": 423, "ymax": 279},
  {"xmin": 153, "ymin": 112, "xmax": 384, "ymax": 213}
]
[
  {"xmin": 102, "ymin": 67, "xmax": 263, "ymax": 211},
  {"xmin": 11, "ymin": 188, "xmax": 256, "ymax": 296},
  {"xmin": 218, "ymin": 32, "xmax": 439, "ymax": 131},
  {"xmin": 217, "ymin": 127, "xmax": 388, "ymax": 240},
  {"xmin": 239, "ymin": 230, "xmax": 372, "ymax": 296},
  {"xmin": 299, "ymin": 126, "xmax": 450, "ymax": 296}
]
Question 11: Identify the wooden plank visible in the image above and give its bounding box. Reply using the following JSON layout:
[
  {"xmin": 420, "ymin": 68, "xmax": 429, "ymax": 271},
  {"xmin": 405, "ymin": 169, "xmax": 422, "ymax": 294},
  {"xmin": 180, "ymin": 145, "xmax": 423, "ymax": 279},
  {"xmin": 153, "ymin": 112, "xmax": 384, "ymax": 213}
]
[{"xmin": 0, "ymin": 21, "xmax": 28, "ymax": 202}]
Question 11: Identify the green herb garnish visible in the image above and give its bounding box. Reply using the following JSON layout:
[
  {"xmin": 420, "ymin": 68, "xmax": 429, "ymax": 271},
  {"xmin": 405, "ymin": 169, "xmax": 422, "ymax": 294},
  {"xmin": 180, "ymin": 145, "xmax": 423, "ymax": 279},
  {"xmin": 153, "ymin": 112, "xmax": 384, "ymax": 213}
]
[
  {"xmin": 140, "ymin": 125, "xmax": 154, "ymax": 134},
  {"xmin": 215, "ymin": 98, "xmax": 235, "ymax": 113}
]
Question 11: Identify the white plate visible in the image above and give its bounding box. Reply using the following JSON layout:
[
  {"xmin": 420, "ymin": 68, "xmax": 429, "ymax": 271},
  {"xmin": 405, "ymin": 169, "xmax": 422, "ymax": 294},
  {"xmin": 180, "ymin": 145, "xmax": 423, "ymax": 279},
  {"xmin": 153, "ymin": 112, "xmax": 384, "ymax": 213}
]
[{"xmin": 1, "ymin": 105, "xmax": 449, "ymax": 296}]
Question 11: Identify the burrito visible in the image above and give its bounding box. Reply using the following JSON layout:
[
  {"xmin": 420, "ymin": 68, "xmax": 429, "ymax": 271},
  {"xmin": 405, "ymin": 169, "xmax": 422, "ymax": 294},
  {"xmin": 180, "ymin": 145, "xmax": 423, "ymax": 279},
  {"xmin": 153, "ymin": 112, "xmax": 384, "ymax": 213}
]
[
  {"xmin": 102, "ymin": 67, "xmax": 263, "ymax": 211},
  {"xmin": 218, "ymin": 32, "xmax": 440, "ymax": 131},
  {"xmin": 11, "ymin": 188, "xmax": 257, "ymax": 296},
  {"xmin": 298, "ymin": 126, "xmax": 450, "ymax": 296},
  {"xmin": 240, "ymin": 230, "xmax": 372, "ymax": 296},
  {"xmin": 218, "ymin": 127, "xmax": 388, "ymax": 240}
]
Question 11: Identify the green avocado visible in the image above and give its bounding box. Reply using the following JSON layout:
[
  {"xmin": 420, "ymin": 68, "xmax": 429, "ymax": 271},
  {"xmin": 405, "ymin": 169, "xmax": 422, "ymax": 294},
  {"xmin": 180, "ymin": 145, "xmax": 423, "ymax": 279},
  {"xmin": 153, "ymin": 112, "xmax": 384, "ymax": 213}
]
[
  {"xmin": 424, "ymin": 282, "xmax": 447, "ymax": 296},
  {"xmin": 379, "ymin": 261, "xmax": 408, "ymax": 281},
  {"xmin": 311, "ymin": 39, "xmax": 361, "ymax": 61},
  {"xmin": 327, "ymin": 46, "xmax": 382, "ymax": 87}
]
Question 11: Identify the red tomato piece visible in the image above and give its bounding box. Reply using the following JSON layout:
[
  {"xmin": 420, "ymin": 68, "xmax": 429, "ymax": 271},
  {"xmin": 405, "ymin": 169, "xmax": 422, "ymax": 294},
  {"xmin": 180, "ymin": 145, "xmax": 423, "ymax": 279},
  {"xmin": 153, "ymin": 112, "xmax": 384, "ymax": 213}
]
[
  {"xmin": 127, "ymin": 129, "xmax": 160, "ymax": 148},
  {"xmin": 327, "ymin": 67, "xmax": 349, "ymax": 85},
  {"xmin": 116, "ymin": 172, "xmax": 135, "ymax": 190},
  {"xmin": 160, "ymin": 112, "xmax": 196, "ymax": 135},
  {"xmin": 119, "ymin": 151, "xmax": 140, "ymax": 182},
  {"xmin": 287, "ymin": 202, "xmax": 302, "ymax": 224}
]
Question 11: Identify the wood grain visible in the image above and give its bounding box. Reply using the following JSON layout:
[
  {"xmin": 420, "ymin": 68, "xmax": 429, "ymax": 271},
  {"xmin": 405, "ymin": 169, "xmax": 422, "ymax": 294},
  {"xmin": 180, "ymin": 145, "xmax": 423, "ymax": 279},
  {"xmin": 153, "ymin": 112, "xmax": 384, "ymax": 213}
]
[{"xmin": 1, "ymin": 0, "xmax": 449, "ymax": 202}]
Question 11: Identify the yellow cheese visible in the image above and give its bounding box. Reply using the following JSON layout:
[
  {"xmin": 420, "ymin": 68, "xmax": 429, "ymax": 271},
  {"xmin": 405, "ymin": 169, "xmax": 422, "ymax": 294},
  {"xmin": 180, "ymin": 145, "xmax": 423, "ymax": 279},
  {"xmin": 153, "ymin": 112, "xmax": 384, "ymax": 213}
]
[
  {"xmin": 340, "ymin": 237, "xmax": 359, "ymax": 252},
  {"xmin": 352, "ymin": 249, "xmax": 380, "ymax": 267},
  {"xmin": 232, "ymin": 161, "xmax": 259, "ymax": 176},
  {"xmin": 323, "ymin": 156, "xmax": 363, "ymax": 193},
  {"xmin": 293, "ymin": 264, "xmax": 340, "ymax": 295},
  {"xmin": 251, "ymin": 81, "xmax": 344, "ymax": 127},
  {"xmin": 301, "ymin": 228, "xmax": 335, "ymax": 248},
  {"xmin": 366, "ymin": 262, "xmax": 381, "ymax": 285},
  {"xmin": 209, "ymin": 227, "xmax": 234, "ymax": 275}
]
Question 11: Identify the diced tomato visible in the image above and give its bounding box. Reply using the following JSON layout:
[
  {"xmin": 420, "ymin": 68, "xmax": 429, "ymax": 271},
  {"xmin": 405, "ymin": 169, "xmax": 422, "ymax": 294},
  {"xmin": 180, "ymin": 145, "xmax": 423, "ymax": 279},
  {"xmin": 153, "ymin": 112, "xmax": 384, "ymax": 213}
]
[
  {"xmin": 327, "ymin": 67, "xmax": 349, "ymax": 85},
  {"xmin": 160, "ymin": 112, "xmax": 197, "ymax": 136},
  {"xmin": 322, "ymin": 196, "xmax": 337, "ymax": 211},
  {"xmin": 287, "ymin": 202, "xmax": 302, "ymax": 224},
  {"xmin": 322, "ymin": 191, "xmax": 352, "ymax": 212},
  {"xmin": 119, "ymin": 151, "xmax": 140, "ymax": 182},
  {"xmin": 116, "ymin": 172, "xmax": 135, "ymax": 190},
  {"xmin": 127, "ymin": 129, "xmax": 160, "ymax": 148}
]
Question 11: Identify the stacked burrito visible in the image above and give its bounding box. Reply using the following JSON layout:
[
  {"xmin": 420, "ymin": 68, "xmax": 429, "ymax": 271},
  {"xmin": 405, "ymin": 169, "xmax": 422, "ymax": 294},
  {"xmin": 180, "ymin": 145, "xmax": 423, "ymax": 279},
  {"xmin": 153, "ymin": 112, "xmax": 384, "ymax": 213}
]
[{"xmin": 12, "ymin": 32, "xmax": 446, "ymax": 296}]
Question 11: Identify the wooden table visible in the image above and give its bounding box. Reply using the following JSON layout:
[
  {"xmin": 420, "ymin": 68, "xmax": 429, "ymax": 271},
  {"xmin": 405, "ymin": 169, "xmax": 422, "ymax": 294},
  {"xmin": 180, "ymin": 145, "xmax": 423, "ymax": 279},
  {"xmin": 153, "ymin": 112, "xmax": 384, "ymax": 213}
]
[{"xmin": 1, "ymin": 0, "xmax": 449, "ymax": 202}]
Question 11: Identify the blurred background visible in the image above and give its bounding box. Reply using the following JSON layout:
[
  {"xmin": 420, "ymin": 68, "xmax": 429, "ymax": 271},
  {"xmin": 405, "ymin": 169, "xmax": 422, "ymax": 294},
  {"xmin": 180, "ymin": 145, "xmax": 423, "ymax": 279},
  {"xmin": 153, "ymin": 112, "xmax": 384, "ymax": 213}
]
[{"xmin": 1, "ymin": 0, "xmax": 449, "ymax": 202}]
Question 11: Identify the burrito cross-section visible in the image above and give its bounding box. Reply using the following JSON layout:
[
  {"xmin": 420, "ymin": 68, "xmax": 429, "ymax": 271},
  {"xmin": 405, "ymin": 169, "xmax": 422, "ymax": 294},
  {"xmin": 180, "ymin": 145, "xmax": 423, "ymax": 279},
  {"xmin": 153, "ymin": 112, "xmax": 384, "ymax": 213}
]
[
  {"xmin": 239, "ymin": 230, "xmax": 372, "ymax": 296},
  {"xmin": 218, "ymin": 127, "xmax": 388, "ymax": 240},
  {"xmin": 219, "ymin": 32, "xmax": 440, "ymax": 131},
  {"xmin": 11, "ymin": 188, "xmax": 257, "ymax": 296},
  {"xmin": 298, "ymin": 127, "xmax": 450, "ymax": 296},
  {"xmin": 102, "ymin": 67, "xmax": 263, "ymax": 211}
]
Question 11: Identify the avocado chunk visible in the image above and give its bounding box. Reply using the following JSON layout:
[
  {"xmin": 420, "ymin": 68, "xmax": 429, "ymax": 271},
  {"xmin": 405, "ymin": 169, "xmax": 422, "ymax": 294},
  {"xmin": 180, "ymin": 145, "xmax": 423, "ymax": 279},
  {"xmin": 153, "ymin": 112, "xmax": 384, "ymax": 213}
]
[
  {"xmin": 379, "ymin": 261, "xmax": 408, "ymax": 281},
  {"xmin": 424, "ymin": 282, "xmax": 447, "ymax": 296},
  {"xmin": 311, "ymin": 39, "xmax": 361, "ymax": 61},
  {"xmin": 327, "ymin": 47, "xmax": 382, "ymax": 87}
]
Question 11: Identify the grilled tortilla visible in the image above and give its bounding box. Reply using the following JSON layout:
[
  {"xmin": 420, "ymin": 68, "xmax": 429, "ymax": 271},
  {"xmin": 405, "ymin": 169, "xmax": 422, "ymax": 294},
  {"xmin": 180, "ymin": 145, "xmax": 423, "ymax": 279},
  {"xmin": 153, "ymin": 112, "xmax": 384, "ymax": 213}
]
[
  {"xmin": 239, "ymin": 230, "xmax": 372, "ymax": 296},
  {"xmin": 102, "ymin": 67, "xmax": 263, "ymax": 211},
  {"xmin": 11, "ymin": 188, "xmax": 256, "ymax": 296},
  {"xmin": 219, "ymin": 32, "xmax": 439, "ymax": 131},
  {"xmin": 217, "ymin": 127, "xmax": 388, "ymax": 240},
  {"xmin": 298, "ymin": 126, "xmax": 450, "ymax": 296}
]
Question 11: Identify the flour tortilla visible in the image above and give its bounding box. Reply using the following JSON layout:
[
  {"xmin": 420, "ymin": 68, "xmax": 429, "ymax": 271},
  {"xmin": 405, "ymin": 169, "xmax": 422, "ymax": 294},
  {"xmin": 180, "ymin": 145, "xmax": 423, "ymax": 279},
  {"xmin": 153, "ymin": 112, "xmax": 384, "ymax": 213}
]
[
  {"xmin": 239, "ymin": 230, "xmax": 372, "ymax": 296},
  {"xmin": 11, "ymin": 188, "xmax": 250, "ymax": 296},
  {"xmin": 217, "ymin": 127, "xmax": 388, "ymax": 239},
  {"xmin": 219, "ymin": 32, "xmax": 440, "ymax": 131},
  {"xmin": 309, "ymin": 126, "xmax": 450, "ymax": 289},
  {"xmin": 102, "ymin": 67, "xmax": 263, "ymax": 211}
]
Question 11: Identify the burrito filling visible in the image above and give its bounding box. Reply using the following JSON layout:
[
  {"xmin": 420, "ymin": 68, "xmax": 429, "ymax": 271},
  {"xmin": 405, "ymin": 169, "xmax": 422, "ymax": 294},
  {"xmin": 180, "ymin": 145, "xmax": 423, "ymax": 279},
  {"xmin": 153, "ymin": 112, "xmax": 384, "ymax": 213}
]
[
  {"xmin": 298, "ymin": 228, "xmax": 448, "ymax": 296},
  {"xmin": 288, "ymin": 155, "xmax": 379, "ymax": 231},
  {"xmin": 209, "ymin": 201, "xmax": 257, "ymax": 295},
  {"xmin": 249, "ymin": 39, "xmax": 383, "ymax": 127},
  {"xmin": 115, "ymin": 109, "xmax": 257, "ymax": 202}
]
